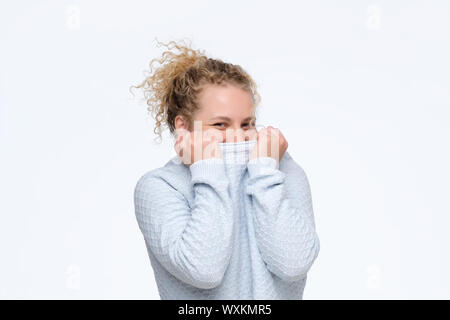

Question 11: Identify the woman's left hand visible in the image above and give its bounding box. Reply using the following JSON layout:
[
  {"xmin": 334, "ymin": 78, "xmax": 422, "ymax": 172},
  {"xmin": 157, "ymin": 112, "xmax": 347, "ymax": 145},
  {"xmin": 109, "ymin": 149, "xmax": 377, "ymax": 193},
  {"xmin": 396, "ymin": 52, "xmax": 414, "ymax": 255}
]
[{"xmin": 249, "ymin": 126, "xmax": 288, "ymax": 164}]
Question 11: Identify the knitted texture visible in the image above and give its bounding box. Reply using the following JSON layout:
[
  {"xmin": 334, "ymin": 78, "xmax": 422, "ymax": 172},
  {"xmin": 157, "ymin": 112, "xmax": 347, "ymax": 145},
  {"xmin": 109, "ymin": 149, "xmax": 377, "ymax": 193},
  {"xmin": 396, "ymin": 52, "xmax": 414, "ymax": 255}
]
[{"xmin": 134, "ymin": 140, "xmax": 320, "ymax": 299}]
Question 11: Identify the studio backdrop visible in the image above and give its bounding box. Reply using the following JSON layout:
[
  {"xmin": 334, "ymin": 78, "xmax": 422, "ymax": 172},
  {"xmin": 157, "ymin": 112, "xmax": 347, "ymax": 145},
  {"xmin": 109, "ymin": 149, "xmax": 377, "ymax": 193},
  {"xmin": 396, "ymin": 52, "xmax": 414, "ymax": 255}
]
[{"xmin": 1, "ymin": 0, "xmax": 449, "ymax": 299}]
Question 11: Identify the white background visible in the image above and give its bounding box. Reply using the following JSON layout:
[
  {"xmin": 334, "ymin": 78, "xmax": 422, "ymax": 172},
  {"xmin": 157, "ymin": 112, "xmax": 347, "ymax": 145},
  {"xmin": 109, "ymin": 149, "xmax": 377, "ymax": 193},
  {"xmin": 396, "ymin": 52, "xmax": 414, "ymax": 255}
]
[{"xmin": 1, "ymin": 0, "xmax": 449, "ymax": 299}]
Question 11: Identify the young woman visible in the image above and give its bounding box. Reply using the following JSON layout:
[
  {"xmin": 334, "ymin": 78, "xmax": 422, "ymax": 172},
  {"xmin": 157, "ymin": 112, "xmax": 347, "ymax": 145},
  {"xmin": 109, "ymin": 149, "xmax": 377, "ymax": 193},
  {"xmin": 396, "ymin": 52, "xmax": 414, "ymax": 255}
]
[{"xmin": 132, "ymin": 40, "xmax": 320, "ymax": 300}]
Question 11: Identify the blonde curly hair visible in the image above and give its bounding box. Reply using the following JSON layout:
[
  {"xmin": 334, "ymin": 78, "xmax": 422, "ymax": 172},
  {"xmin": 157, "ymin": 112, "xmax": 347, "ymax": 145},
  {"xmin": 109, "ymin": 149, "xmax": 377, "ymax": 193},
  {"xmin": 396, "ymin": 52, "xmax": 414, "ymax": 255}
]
[{"xmin": 130, "ymin": 38, "xmax": 261, "ymax": 142}]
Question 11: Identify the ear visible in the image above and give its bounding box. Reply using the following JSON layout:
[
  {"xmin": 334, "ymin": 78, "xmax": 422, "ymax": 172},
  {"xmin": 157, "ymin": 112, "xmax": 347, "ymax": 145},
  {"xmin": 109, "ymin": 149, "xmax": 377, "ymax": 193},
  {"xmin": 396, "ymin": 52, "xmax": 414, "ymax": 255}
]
[
  {"xmin": 174, "ymin": 115, "xmax": 188, "ymax": 130},
  {"xmin": 174, "ymin": 115, "xmax": 191, "ymax": 140}
]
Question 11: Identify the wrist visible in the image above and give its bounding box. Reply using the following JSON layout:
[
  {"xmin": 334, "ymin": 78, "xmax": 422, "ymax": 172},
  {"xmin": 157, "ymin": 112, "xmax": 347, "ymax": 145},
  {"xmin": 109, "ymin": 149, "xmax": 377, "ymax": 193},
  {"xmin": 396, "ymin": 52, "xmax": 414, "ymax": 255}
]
[
  {"xmin": 247, "ymin": 156, "xmax": 279, "ymax": 177},
  {"xmin": 189, "ymin": 157, "xmax": 227, "ymax": 180}
]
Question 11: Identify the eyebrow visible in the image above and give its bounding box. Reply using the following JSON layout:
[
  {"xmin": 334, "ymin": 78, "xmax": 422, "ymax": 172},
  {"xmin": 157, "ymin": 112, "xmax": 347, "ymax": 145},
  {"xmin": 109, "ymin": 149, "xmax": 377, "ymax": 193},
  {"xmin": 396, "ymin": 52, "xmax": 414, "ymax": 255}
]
[{"xmin": 210, "ymin": 116, "xmax": 255, "ymax": 122}]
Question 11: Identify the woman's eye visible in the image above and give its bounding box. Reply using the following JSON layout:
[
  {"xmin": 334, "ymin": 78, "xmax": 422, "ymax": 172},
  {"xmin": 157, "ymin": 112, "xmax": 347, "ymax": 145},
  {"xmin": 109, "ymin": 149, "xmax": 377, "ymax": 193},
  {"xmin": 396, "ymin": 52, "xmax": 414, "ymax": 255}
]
[{"xmin": 213, "ymin": 123, "xmax": 226, "ymax": 128}]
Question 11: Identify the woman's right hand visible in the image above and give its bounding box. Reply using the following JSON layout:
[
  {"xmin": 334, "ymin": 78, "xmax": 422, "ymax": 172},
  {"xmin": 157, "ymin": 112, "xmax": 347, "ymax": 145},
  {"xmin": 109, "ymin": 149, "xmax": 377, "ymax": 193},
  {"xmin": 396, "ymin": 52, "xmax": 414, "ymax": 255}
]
[{"xmin": 174, "ymin": 130, "xmax": 223, "ymax": 167}]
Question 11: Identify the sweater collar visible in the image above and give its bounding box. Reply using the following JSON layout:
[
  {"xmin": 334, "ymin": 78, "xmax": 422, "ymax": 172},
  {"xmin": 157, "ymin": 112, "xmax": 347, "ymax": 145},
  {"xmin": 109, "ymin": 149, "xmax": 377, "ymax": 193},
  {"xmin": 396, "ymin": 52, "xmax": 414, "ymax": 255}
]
[
  {"xmin": 169, "ymin": 139, "xmax": 257, "ymax": 167},
  {"xmin": 218, "ymin": 139, "xmax": 257, "ymax": 166}
]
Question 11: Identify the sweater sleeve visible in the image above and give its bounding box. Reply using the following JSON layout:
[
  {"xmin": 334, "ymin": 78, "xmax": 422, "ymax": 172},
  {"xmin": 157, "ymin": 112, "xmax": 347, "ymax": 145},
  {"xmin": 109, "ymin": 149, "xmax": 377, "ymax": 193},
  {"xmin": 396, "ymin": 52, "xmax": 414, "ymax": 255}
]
[
  {"xmin": 134, "ymin": 158, "xmax": 234, "ymax": 289},
  {"xmin": 245, "ymin": 156, "xmax": 320, "ymax": 282}
]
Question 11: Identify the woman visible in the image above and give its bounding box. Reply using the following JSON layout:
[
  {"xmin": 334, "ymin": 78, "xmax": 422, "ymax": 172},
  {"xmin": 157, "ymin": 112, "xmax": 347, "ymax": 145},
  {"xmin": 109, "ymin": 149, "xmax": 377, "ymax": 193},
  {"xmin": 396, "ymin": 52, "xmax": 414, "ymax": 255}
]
[{"xmin": 132, "ymin": 39, "xmax": 320, "ymax": 299}]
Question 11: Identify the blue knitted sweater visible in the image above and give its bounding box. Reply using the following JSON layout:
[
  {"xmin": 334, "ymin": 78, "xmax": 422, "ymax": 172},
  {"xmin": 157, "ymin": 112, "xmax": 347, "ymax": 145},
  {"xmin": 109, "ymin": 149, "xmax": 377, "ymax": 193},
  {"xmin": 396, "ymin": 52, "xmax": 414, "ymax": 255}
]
[{"xmin": 134, "ymin": 140, "xmax": 320, "ymax": 299}]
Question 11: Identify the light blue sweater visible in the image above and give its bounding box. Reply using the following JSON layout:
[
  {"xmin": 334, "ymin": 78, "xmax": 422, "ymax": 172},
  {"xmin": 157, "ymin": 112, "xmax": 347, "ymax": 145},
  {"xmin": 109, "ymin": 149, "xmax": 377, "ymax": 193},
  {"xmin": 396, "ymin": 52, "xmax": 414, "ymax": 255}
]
[{"xmin": 134, "ymin": 139, "xmax": 320, "ymax": 299}]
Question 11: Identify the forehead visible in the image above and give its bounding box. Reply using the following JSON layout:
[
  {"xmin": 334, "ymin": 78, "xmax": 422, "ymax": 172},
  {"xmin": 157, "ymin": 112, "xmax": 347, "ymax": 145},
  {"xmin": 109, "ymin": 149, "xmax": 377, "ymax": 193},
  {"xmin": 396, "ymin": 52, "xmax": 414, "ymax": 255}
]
[{"xmin": 196, "ymin": 83, "xmax": 254, "ymax": 117}]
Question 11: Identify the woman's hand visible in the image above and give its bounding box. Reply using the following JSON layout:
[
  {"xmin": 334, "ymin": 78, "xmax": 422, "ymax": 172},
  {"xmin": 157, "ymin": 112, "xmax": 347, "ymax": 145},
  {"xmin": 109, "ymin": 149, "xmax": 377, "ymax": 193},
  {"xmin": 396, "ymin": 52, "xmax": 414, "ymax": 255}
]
[
  {"xmin": 174, "ymin": 130, "xmax": 223, "ymax": 167},
  {"xmin": 249, "ymin": 126, "xmax": 288, "ymax": 164}
]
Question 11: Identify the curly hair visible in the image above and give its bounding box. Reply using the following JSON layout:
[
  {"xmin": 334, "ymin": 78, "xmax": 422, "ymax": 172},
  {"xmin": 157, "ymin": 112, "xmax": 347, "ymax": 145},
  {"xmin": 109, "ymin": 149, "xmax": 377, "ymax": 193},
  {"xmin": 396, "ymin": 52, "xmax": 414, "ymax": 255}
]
[{"xmin": 130, "ymin": 38, "xmax": 261, "ymax": 142}]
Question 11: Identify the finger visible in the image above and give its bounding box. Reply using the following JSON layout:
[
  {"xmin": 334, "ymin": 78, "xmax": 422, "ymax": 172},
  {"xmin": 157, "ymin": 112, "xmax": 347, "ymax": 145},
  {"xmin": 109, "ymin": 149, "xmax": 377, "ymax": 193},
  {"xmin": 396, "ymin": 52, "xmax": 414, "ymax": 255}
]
[
  {"xmin": 269, "ymin": 126, "xmax": 280, "ymax": 137},
  {"xmin": 174, "ymin": 140, "xmax": 180, "ymax": 155},
  {"xmin": 204, "ymin": 138, "xmax": 219, "ymax": 158},
  {"xmin": 247, "ymin": 129, "xmax": 258, "ymax": 141},
  {"xmin": 271, "ymin": 128, "xmax": 280, "ymax": 139},
  {"xmin": 191, "ymin": 131, "xmax": 205, "ymax": 162},
  {"xmin": 174, "ymin": 134, "xmax": 182, "ymax": 146},
  {"xmin": 258, "ymin": 127, "xmax": 269, "ymax": 136},
  {"xmin": 174, "ymin": 135, "xmax": 182, "ymax": 156}
]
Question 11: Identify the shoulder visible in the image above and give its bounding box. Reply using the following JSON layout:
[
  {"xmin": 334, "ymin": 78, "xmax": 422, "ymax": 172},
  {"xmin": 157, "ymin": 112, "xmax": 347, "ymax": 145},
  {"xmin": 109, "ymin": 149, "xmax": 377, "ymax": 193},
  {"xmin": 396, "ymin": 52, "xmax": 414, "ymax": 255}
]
[
  {"xmin": 279, "ymin": 151, "xmax": 311, "ymax": 188},
  {"xmin": 134, "ymin": 156, "xmax": 191, "ymax": 199}
]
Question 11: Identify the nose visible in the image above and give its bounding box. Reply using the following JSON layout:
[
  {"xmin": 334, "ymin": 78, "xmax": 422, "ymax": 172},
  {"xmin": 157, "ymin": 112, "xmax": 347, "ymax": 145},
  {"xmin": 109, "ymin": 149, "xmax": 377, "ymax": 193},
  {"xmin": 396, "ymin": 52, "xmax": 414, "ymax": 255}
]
[{"xmin": 224, "ymin": 127, "xmax": 254, "ymax": 143}]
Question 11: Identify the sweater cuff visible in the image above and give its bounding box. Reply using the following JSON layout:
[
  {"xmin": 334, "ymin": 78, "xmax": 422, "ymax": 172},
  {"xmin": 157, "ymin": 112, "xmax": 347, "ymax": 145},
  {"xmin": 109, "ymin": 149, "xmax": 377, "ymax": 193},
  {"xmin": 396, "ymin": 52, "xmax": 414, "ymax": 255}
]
[
  {"xmin": 247, "ymin": 156, "xmax": 279, "ymax": 177},
  {"xmin": 189, "ymin": 157, "xmax": 227, "ymax": 182}
]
